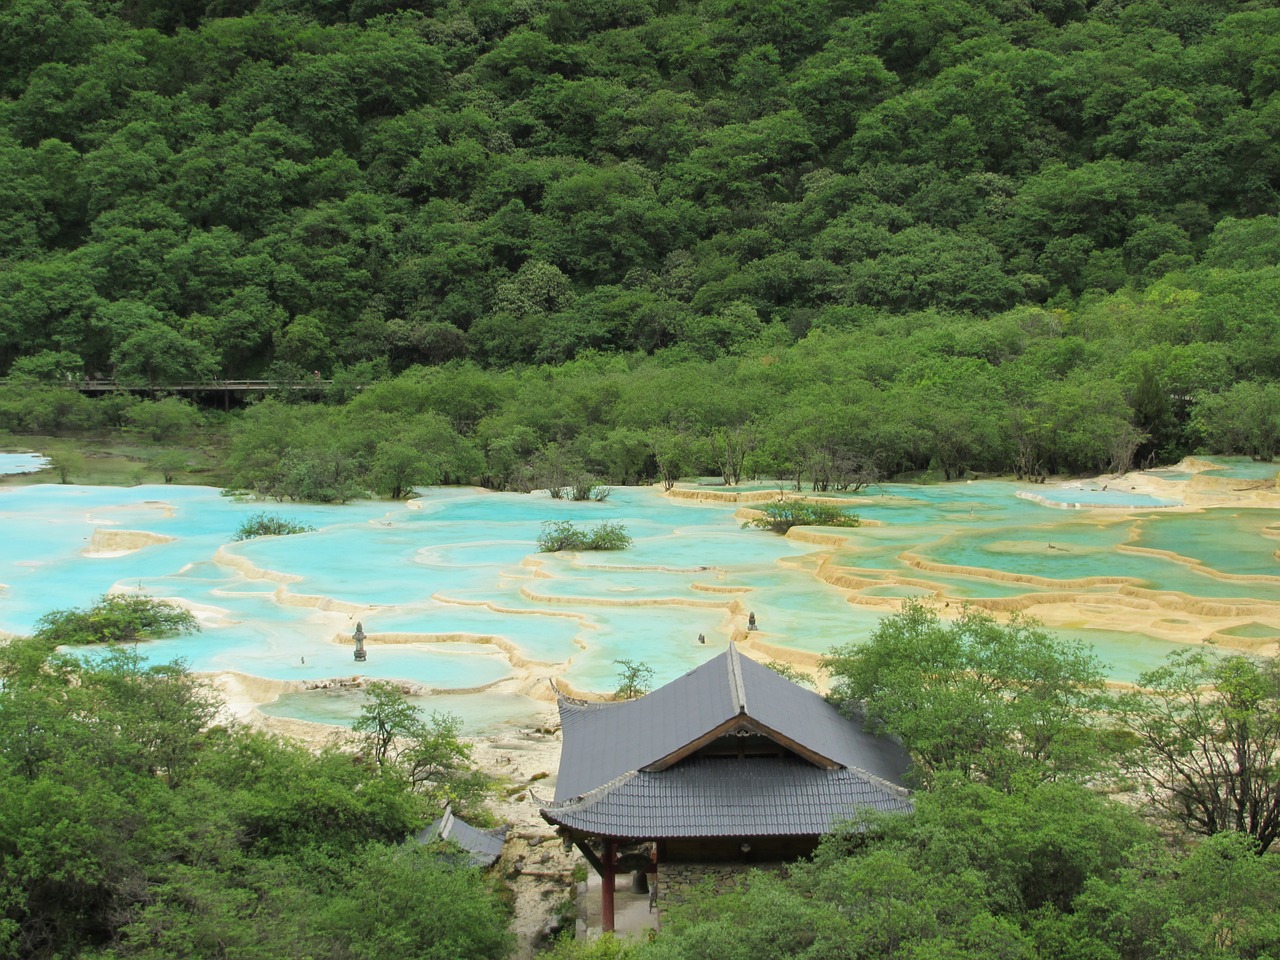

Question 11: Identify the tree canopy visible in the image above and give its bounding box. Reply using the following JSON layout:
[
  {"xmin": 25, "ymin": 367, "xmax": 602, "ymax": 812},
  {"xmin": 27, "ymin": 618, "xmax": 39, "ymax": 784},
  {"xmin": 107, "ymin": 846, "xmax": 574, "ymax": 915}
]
[
  {"xmin": 0, "ymin": 0, "xmax": 1277, "ymax": 491},
  {"xmin": 0, "ymin": 636, "xmax": 511, "ymax": 960},
  {"xmin": 32, "ymin": 593, "xmax": 199, "ymax": 646},
  {"xmin": 823, "ymin": 601, "xmax": 1110, "ymax": 790},
  {"xmin": 1115, "ymin": 647, "xmax": 1280, "ymax": 854}
]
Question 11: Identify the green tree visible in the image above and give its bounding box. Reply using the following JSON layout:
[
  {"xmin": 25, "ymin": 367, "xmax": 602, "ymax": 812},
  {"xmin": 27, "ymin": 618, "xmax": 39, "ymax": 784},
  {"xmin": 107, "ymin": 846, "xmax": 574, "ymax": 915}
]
[
  {"xmin": 122, "ymin": 396, "xmax": 203, "ymax": 442},
  {"xmin": 353, "ymin": 681, "xmax": 489, "ymax": 810},
  {"xmin": 46, "ymin": 450, "xmax": 83, "ymax": 483},
  {"xmin": 6, "ymin": 349, "xmax": 83, "ymax": 382},
  {"xmin": 1114, "ymin": 648, "xmax": 1280, "ymax": 853},
  {"xmin": 111, "ymin": 322, "xmax": 218, "ymax": 387},
  {"xmin": 648, "ymin": 426, "xmax": 695, "ymax": 492},
  {"xmin": 1193, "ymin": 381, "xmax": 1280, "ymax": 460},
  {"xmin": 764, "ymin": 661, "xmax": 815, "ymax": 688},
  {"xmin": 645, "ymin": 844, "xmax": 1031, "ymax": 960},
  {"xmin": 823, "ymin": 602, "xmax": 1109, "ymax": 790},
  {"xmin": 149, "ymin": 449, "xmax": 188, "ymax": 483},
  {"xmin": 537, "ymin": 520, "xmax": 632, "ymax": 552},
  {"xmin": 876, "ymin": 778, "xmax": 1151, "ymax": 916},
  {"xmin": 0, "ymin": 389, "xmax": 95, "ymax": 437},
  {"xmin": 0, "ymin": 621, "xmax": 509, "ymax": 960},
  {"xmin": 743, "ymin": 500, "xmax": 860, "ymax": 533},
  {"xmin": 0, "ymin": 639, "xmax": 219, "ymax": 955},
  {"xmin": 233, "ymin": 512, "xmax": 315, "ymax": 540},
  {"xmin": 274, "ymin": 313, "xmax": 333, "ymax": 374},
  {"xmin": 32, "ymin": 593, "xmax": 199, "ymax": 646},
  {"xmin": 537, "ymin": 520, "xmax": 588, "ymax": 552},
  {"xmin": 612, "ymin": 658, "xmax": 654, "ymax": 700},
  {"xmin": 317, "ymin": 844, "xmax": 515, "ymax": 960},
  {"xmin": 370, "ymin": 439, "xmax": 437, "ymax": 499},
  {"xmin": 1060, "ymin": 832, "xmax": 1280, "ymax": 960}
]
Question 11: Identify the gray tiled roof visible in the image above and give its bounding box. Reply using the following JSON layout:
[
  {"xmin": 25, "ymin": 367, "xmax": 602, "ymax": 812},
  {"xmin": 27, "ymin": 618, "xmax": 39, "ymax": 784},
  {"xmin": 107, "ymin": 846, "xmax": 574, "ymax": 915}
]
[
  {"xmin": 552, "ymin": 645, "xmax": 911, "ymax": 802},
  {"xmin": 554, "ymin": 652, "xmax": 734, "ymax": 800},
  {"xmin": 418, "ymin": 807, "xmax": 507, "ymax": 868},
  {"xmin": 732, "ymin": 648, "xmax": 912, "ymax": 784},
  {"xmin": 542, "ymin": 756, "xmax": 913, "ymax": 839}
]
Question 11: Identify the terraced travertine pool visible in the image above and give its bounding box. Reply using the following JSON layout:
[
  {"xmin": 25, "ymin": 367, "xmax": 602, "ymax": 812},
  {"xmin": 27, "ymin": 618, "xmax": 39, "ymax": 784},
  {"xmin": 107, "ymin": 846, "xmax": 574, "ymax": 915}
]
[{"xmin": 1, "ymin": 456, "xmax": 1276, "ymax": 733}]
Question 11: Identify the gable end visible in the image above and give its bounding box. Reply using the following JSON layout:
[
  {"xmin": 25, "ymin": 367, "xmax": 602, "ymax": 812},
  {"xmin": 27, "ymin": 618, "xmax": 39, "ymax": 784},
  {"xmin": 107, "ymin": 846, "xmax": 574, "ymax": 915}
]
[{"xmin": 642, "ymin": 715, "xmax": 840, "ymax": 772}]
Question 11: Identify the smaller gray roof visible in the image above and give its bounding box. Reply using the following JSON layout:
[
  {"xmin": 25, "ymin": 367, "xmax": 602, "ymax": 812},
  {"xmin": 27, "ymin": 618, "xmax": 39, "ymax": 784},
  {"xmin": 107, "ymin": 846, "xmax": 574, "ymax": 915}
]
[
  {"xmin": 542, "ymin": 757, "xmax": 913, "ymax": 839},
  {"xmin": 418, "ymin": 807, "xmax": 507, "ymax": 868}
]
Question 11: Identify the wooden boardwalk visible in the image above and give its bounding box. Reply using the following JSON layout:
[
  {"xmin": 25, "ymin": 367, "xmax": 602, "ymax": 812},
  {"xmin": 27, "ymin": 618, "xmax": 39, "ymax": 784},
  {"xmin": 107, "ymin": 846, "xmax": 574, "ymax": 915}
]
[
  {"xmin": 0, "ymin": 378, "xmax": 351, "ymax": 408},
  {"xmin": 7, "ymin": 379, "xmax": 336, "ymax": 393}
]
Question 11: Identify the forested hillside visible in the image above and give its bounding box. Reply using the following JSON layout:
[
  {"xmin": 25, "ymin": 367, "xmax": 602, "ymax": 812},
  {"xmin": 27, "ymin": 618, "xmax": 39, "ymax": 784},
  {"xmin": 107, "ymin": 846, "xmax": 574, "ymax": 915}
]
[{"xmin": 2, "ymin": 0, "xmax": 1279, "ymax": 487}]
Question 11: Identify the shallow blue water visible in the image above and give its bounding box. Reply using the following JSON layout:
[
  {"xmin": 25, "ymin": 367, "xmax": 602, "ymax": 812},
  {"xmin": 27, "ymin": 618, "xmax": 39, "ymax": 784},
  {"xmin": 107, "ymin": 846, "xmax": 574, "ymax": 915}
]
[
  {"xmin": 1, "ymin": 475, "xmax": 1276, "ymax": 731},
  {"xmin": 0, "ymin": 453, "xmax": 48, "ymax": 475},
  {"xmin": 1198, "ymin": 457, "xmax": 1280, "ymax": 481}
]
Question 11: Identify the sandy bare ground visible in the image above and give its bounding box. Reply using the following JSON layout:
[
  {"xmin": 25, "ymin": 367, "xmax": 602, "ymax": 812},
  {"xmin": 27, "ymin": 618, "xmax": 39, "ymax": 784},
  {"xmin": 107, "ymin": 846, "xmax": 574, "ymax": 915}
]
[{"xmin": 784, "ymin": 462, "xmax": 1280, "ymax": 663}]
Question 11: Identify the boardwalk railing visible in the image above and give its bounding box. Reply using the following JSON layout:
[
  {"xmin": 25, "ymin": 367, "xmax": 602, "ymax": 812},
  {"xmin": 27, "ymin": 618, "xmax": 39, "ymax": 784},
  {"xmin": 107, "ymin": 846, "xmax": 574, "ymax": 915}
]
[
  {"xmin": 0, "ymin": 379, "xmax": 368, "ymax": 410},
  {"xmin": 0, "ymin": 378, "xmax": 344, "ymax": 393}
]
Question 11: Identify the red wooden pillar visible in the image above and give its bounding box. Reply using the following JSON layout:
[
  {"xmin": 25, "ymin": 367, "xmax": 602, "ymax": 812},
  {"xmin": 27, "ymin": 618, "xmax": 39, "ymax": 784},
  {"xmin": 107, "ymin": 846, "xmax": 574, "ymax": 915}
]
[
  {"xmin": 601, "ymin": 838, "xmax": 617, "ymax": 933},
  {"xmin": 649, "ymin": 840, "xmax": 661, "ymax": 924}
]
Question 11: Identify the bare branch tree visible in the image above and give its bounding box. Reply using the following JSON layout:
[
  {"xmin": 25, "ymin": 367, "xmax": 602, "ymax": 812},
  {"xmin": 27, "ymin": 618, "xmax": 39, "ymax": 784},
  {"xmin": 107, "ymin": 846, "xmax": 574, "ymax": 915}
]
[{"xmin": 1116, "ymin": 649, "xmax": 1280, "ymax": 853}]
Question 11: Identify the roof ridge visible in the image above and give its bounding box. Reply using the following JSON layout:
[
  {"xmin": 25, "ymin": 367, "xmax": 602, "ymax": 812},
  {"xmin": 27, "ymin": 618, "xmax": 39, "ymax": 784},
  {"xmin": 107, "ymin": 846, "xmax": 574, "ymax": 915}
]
[
  {"xmin": 727, "ymin": 644, "xmax": 747, "ymax": 715},
  {"xmin": 842, "ymin": 764, "xmax": 914, "ymax": 799}
]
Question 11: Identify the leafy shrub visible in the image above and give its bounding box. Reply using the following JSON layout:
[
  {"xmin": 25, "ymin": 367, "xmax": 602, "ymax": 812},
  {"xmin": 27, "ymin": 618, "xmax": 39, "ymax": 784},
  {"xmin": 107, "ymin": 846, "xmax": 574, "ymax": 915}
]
[
  {"xmin": 0, "ymin": 636, "xmax": 513, "ymax": 960},
  {"xmin": 48, "ymin": 451, "xmax": 84, "ymax": 483},
  {"xmin": 585, "ymin": 520, "xmax": 631, "ymax": 549},
  {"xmin": 550, "ymin": 478, "xmax": 612, "ymax": 501},
  {"xmin": 8, "ymin": 349, "xmax": 84, "ymax": 382},
  {"xmin": 537, "ymin": 521, "xmax": 586, "ymax": 551},
  {"xmin": 536, "ymin": 520, "xmax": 632, "ymax": 552},
  {"xmin": 150, "ymin": 451, "xmax": 189, "ymax": 483},
  {"xmin": 234, "ymin": 512, "xmax": 316, "ymax": 541},
  {"xmin": 33, "ymin": 593, "xmax": 200, "ymax": 645},
  {"xmin": 613, "ymin": 659, "xmax": 655, "ymax": 700},
  {"xmin": 744, "ymin": 501, "xmax": 860, "ymax": 534},
  {"xmin": 570, "ymin": 479, "xmax": 611, "ymax": 501}
]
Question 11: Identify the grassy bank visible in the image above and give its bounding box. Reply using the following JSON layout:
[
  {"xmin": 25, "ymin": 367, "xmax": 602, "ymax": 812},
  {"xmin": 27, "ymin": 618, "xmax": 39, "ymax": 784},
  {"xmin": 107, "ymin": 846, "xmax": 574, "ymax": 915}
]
[{"xmin": 0, "ymin": 433, "xmax": 232, "ymax": 488}]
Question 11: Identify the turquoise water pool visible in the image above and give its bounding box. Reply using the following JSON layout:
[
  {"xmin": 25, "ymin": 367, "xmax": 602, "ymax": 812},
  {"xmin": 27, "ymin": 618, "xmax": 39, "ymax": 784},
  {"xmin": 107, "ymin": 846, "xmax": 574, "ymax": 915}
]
[
  {"xmin": 1197, "ymin": 457, "xmax": 1280, "ymax": 481},
  {"xmin": 1, "ymin": 479, "xmax": 1276, "ymax": 730}
]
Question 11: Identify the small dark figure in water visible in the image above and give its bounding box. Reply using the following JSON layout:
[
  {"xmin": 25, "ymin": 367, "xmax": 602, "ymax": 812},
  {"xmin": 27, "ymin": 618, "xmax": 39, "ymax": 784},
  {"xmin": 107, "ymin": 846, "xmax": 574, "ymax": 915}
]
[
  {"xmin": 747, "ymin": 612, "xmax": 757, "ymax": 631},
  {"xmin": 301, "ymin": 656, "xmax": 305, "ymax": 665},
  {"xmin": 698, "ymin": 633, "xmax": 705, "ymax": 644}
]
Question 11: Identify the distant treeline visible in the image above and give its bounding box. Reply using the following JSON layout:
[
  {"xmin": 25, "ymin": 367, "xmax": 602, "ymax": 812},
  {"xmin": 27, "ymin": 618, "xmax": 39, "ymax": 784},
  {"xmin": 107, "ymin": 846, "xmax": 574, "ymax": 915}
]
[
  {"xmin": 1, "ymin": 0, "xmax": 1278, "ymax": 400},
  {"xmin": 4, "ymin": 284, "xmax": 1276, "ymax": 500}
]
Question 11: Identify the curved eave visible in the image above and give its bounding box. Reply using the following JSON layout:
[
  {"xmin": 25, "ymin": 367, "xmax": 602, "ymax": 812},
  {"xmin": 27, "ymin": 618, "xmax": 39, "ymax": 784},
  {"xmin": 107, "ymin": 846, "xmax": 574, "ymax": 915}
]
[{"xmin": 540, "ymin": 758, "xmax": 914, "ymax": 840}]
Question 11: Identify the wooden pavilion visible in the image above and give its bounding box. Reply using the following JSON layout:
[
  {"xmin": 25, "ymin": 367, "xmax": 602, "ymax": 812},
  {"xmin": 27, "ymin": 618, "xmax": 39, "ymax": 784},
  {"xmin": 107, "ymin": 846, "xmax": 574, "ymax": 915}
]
[{"xmin": 540, "ymin": 645, "xmax": 913, "ymax": 932}]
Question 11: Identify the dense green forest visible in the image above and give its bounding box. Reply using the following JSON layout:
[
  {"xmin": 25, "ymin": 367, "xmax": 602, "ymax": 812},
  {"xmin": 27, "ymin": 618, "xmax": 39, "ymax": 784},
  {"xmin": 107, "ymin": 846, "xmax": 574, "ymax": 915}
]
[{"xmin": 3, "ymin": 0, "xmax": 1280, "ymax": 489}]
